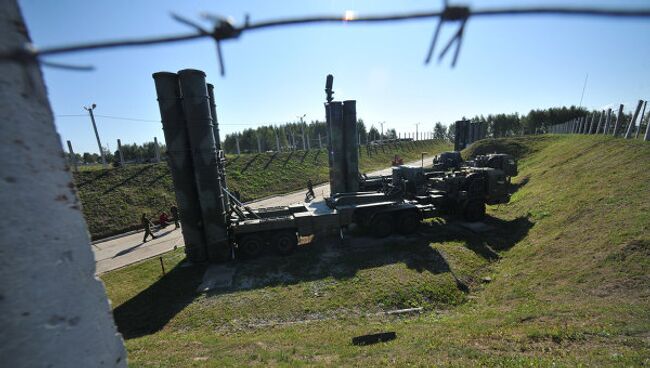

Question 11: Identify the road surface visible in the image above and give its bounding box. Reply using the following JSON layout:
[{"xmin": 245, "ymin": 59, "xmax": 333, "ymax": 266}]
[{"xmin": 93, "ymin": 157, "xmax": 435, "ymax": 274}]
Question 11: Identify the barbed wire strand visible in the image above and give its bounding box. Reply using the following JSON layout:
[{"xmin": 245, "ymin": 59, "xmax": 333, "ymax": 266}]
[{"xmin": 4, "ymin": 5, "xmax": 650, "ymax": 74}]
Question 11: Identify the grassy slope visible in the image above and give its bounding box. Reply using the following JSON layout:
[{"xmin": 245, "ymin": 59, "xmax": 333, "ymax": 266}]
[
  {"xmin": 102, "ymin": 135, "xmax": 649, "ymax": 366},
  {"xmin": 76, "ymin": 140, "xmax": 450, "ymax": 239}
]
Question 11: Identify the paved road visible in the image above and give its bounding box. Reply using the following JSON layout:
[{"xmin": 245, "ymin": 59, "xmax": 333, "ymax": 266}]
[{"xmin": 93, "ymin": 157, "xmax": 435, "ymax": 274}]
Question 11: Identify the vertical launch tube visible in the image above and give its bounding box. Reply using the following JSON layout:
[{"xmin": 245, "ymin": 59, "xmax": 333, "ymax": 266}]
[
  {"xmin": 342, "ymin": 100, "xmax": 359, "ymax": 192},
  {"xmin": 178, "ymin": 69, "xmax": 230, "ymax": 262},
  {"xmin": 328, "ymin": 101, "xmax": 346, "ymax": 195},
  {"xmin": 152, "ymin": 72, "xmax": 207, "ymax": 262}
]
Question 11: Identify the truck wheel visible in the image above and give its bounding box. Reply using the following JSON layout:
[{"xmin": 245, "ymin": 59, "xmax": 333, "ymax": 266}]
[
  {"xmin": 238, "ymin": 234, "xmax": 264, "ymax": 258},
  {"xmin": 463, "ymin": 200, "xmax": 486, "ymax": 222},
  {"xmin": 273, "ymin": 230, "xmax": 297, "ymax": 256},
  {"xmin": 370, "ymin": 214, "xmax": 393, "ymax": 238},
  {"xmin": 397, "ymin": 211, "xmax": 420, "ymax": 235}
]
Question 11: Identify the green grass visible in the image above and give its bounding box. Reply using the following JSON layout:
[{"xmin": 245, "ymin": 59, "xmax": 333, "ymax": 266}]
[
  {"xmin": 101, "ymin": 135, "xmax": 650, "ymax": 366},
  {"xmin": 75, "ymin": 140, "xmax": 450, "ymax": 239}
]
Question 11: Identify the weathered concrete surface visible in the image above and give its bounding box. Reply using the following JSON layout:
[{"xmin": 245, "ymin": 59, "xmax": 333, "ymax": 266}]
[{"xmin": 0, "ymin": 1, "xmax": 126, "ymax": 366}]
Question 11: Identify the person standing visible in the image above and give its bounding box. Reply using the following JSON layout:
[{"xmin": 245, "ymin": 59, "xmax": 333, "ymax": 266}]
[
  {"xmin": 170, "ymin": 205, "xmax": 180, "ymax": 229},
  {"xmin": 141, "ymin": 213, "xmax": 156, "ymax": 242}
]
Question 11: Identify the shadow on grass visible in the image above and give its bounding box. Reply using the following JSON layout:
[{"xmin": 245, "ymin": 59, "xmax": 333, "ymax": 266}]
[
  {"xmin": 112, "ymin": 214, "xmax": 531, "ymax": 339},
  {"xmin": 282, "ymin": 150, "xmax": 295, "ymax": 167},
  {"xmin": 240, "ymin": 153, "xmax": 261, "ymax": 174},
  {"xmin": 74, "ymin": 170, "xmax": 111, "ymax": 189},
  {"xmin": 225, "ymin": 155, "xmax": 241, "ymax": 167},
  {"xmin": 102, "ymin": 165, "xmax": 155, "ymax": 195},
  {"xmin": 112, "ymin": 262, "xmax": 207, "ymax": 339},
  {"xmin": 263, "ymin": 152, "xmax": 278, "ymax": 170}
]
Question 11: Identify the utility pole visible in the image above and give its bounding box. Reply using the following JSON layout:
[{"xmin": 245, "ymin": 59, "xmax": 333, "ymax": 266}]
[
  {"xmin": 83, "ymin": 103, "xmax": 107, "ymax": 168},
  {"xmin": 298, "ymin": 114, "xmax": 306, "ymax": 150},
  {"xmin": 415, "ymin": 123, "xmax": 420, "ymax": 141},
  {"xmin": 66, "ymin": 140, "xmax": 78, "ymax": 172},
  {"xmin": 380, "ymin": 122, "xmax": 384, "ymax": 144},
  {"xmin": 235, "ymin": 134, "xmax": 240, "ymax": 155},
  {"xmin": 275, "ymin": 130, "xmax": 281, "ymax": 152},
  {"xmin": 153, "ymin": 137, "xmax": 161, "ymax": 162},
  {"xmin": 318, "ymin": 133, "xmax": 322, "ymax": 149},
  {"xmin": 116, "ymin": 139, "xmax": 125, "ymax": 167}
]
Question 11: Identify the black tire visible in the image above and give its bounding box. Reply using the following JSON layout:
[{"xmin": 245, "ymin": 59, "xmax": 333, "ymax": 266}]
[
  {"xmin": 370, "ymin": 214, "xmax": 393, "ymax": 238},
  {"xmin": 238, "ymin": 234, "xmax": 265, "ymax": 258},
  {"xmin": 397, "ymin": 211, "xmax": 420, "ymax": 235},
  {"xmin": 272, "ymin": 230, "xmax": 298, "ymax": 256},
  {"xmin": 463, "ymin": 200, "xmax": 486, "ymax": 222}
]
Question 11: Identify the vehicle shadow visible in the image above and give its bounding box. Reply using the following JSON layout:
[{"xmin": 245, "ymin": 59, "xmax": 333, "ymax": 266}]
[{"xmin": 111, "ymin": 214, "xmax": 532, "ymax": 340}]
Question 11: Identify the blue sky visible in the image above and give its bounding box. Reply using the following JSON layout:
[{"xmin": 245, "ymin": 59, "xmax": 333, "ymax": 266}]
[{"xmin": 19, "ymin": 0, "xmax": 650, "ymax": 154}]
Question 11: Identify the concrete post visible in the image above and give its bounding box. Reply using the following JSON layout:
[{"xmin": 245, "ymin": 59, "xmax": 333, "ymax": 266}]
[
  {"xmin": 613, "ymin": 104, "xmax": 624, "ymax": 136},
  {"xmin": 624, "ymin": 100, "xmax": 643, "ymax": 139},
  {"xmin": 276, "ymin": 131, "xmax": 281, "ymax": 152},
  {"xmin": 66, "ymin": 140, "xmax": 78, "ymax": 172},
  {"xmin": 635, "ymin": 100, "xmax": 646, "ymax": 139},
  {"xmin": 117, "ymin": 139, "xmax": 125, "ymax": 167},
  {"xmin": 257, "ymin": 134, "xmax": 262, "ymax": 153},
  {"xmin": 153, "ymin": 137, "xmax": 161, "ymax": 162},
  {"xmin": 235, "ymin": 135, "xmax": 241, "ymax": 155},
  {"xmin": 603, "ymin": 109, "xmax": 612, "ymax": 135},
  {"xmin": 318, "ymin": 133, "xmax": 322, "ymax": 149},
  {"xmin": 301, "ymin": 126, "xmax": 306, "ymax": 151},
  {"xmin": 178, "ymin": 69, "xmax": 229, "ymax": 262},
  {"xmin": 1, "ymin": 2, "xmax": 126, "ymax": 365},
  {"xmin": 153, "ymin": 72, "xmax": 208, "ymax": 263},
  {"xmin": 587, "ymin": 112, "xmax": 596, "ymax": 134},
  {"xmin": 594, "ymin": 111, "xmax": 603, "ymax": 134},
  {"xmin": 645, "ymin": 111, "xmax": 650, "ymax": 141}
]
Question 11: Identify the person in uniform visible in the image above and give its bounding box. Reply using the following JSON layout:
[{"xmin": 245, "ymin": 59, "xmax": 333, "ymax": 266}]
[
  {"xmin": 170, "ymin": 205, "xmax": 180, "ymax": 229},
  {"xmin": 141, "ymin": 213, "xmax": 156, "ymax": 242},
  {"xmin": 305, "ymin": 179, "xmax": 315, "ymax": 202}
]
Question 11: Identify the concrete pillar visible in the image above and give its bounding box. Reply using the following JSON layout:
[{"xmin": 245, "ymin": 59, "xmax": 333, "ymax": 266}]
[
  {"xmin": 178, "ymin": 69, "xmax": 229, "ymax": 262},
  {"xmin": 235, "ymin": 135, "xmax": 240, "ymax": 155},
  {"xmin": 117, "ymin": 139, "xmax": 125, "ymax": 167},
  {"xmin": 603, "ymin": 109, "xmax": 612, "ymax": 135},
  {"xmin": 625, "ymin": 100, "xmax": 643, "ymax": 139},
  {"xmin": 66, "ymin": 140, "xmax": 78, "ymax": 172},
  {"xmin": 613, "ymin": 104, "xmax": 624, "ymax": 136},
  {"xmin": 595, "ymin": 111, "xmax": 604, "ymax": 134},
  {"xmin": 635, "ymin": 101, "xmax": 646, "ymax": 139},
  {"xmin": 318, "ymin": 133, "xmax": 322, "ymax": 149},
  {"xmin": 153, "ymin": 137, "xmax": 161, "ymax": 162},
  {"xmin": 276, "ymin": 131, "xmax": 281, "ymax": 152},
  {"xmin": 1, "ymin": 2, "xmax": 126, "ymax": 365},
  {"xmin": 257, "ymin": 134, "xmax": 262, "ymax": 153},
  {"xmin": 587, "ymin": 113, "xmax": 595, "ymax": 134},
  {"xmin": 153, "ymin": 72, "xmax": 208, "ymax": 263}
]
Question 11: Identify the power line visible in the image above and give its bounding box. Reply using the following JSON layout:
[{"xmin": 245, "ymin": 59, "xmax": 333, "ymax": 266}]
[
  {"xmin": 54, "ymin": 113, "xmax": 295, "ymax": 126},
  {"xmin": 3, "ymin": 5, "xmax": 650, "ymax": 74}
]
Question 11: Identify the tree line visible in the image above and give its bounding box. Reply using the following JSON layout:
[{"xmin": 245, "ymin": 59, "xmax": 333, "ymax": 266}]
[{"xmin": 66, "ymin": 141, "xmax": 166, "ymax": 166}]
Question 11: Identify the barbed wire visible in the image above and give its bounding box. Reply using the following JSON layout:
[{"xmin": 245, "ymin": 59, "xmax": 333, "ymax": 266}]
[{"xmin": 4, "ymin": 5, "xmax": 650, "ymax": 75}]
